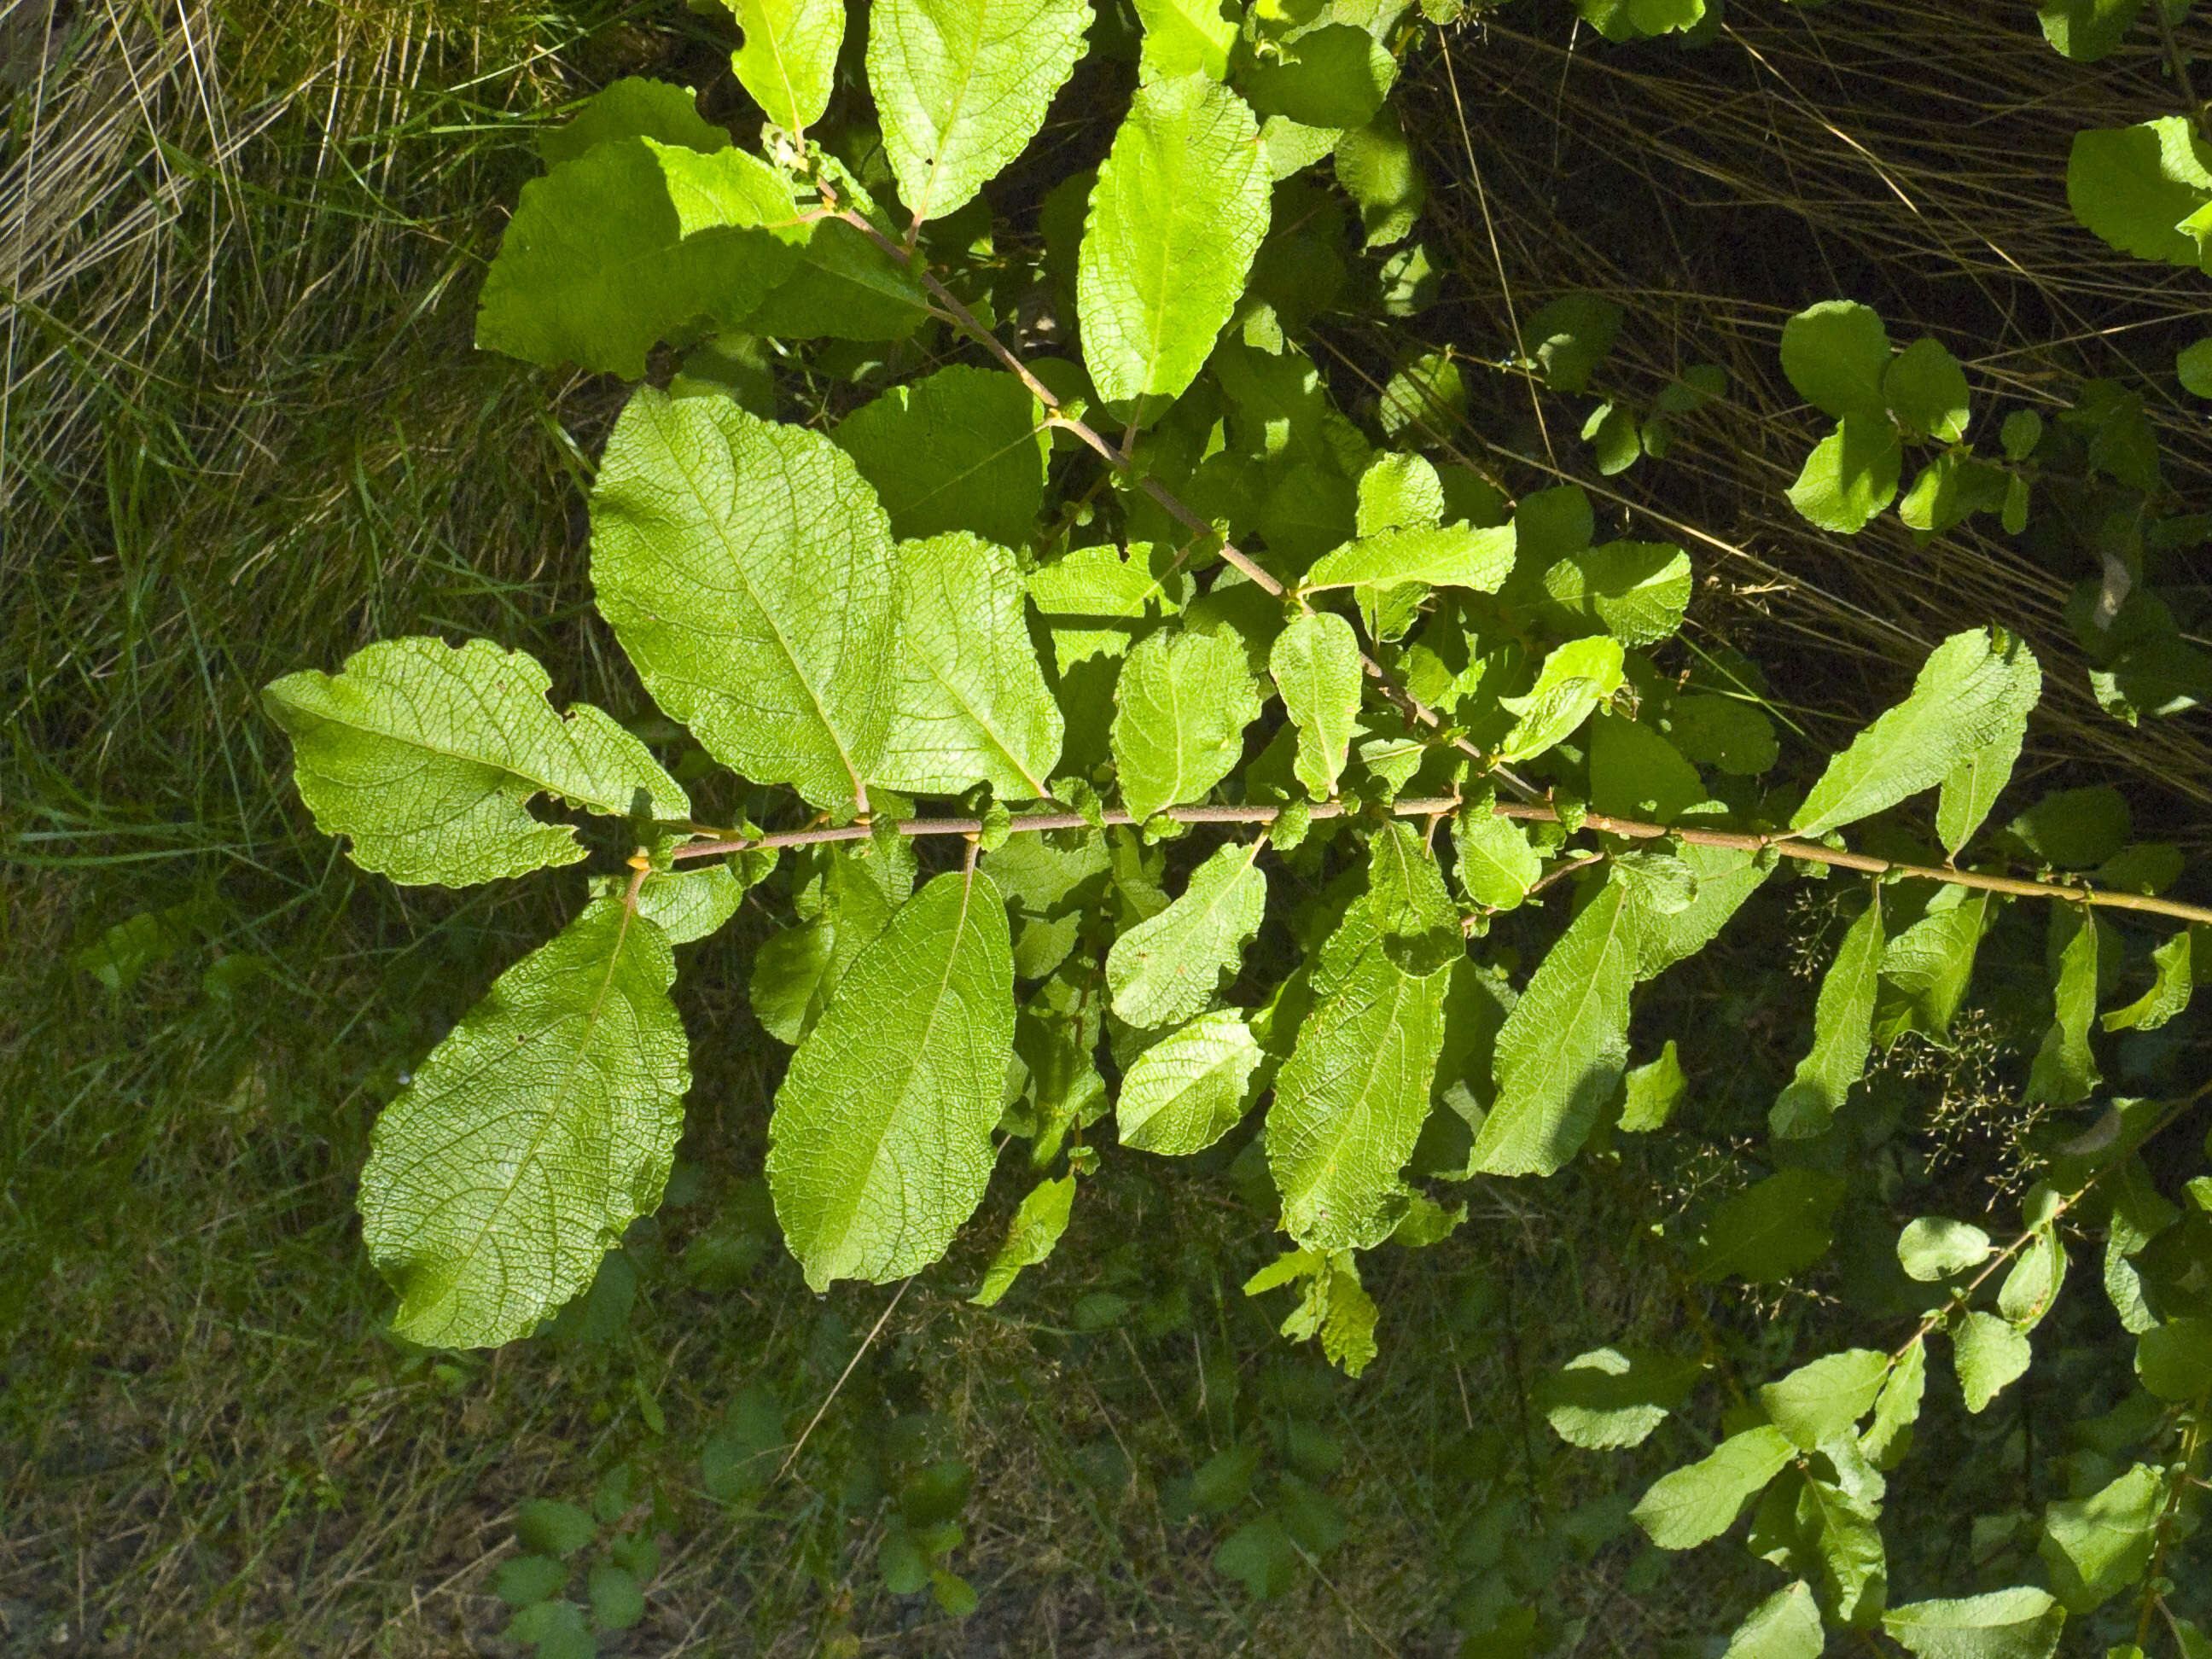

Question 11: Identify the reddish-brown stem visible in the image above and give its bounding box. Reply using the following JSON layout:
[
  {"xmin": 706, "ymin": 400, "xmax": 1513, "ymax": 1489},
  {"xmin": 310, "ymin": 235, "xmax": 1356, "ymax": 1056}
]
[{"xmin": 670, "ymin": 795, "xmax": 2212, "ymax": 927}]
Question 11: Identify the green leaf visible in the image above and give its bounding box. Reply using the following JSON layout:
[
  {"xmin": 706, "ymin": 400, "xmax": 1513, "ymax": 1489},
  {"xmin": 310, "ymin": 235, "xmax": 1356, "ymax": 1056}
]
[
  {"xmin": 1494, "ymin": 636, "xmax": 1627, "ymax": 763},
  {"xmin": 1884, "ymin": 336, "xmax": 1970, "ymax": 442},
  {"xmin": 265, "ymin": 637, "xmax": 687, "ymax": 888},
  {"xmin": 1270, "ymin": 859, "xmax": 1454, "ymax": 1250},
  {"xmin": 1860, "ymin": 1337, "xmax": 1925, "ymax": 1465},
  {"xmin": 2180, "ymin": 337, "xmax": 2212, "ymax": 399},
  {"xmin": 517, "ymin": 1498, "xmax": 599, "ymax": 1557},
  {"xmin": 971, "ymin": 1175, "xmax": 1076, "ymax": 1306},
  {"xmin": 359, "ymin": 899, "xmax": 688, "ymax": 1348},
  {"xmin": 983, "ymin": 830, "xmax": 1110, "ymax": 980},
  {"xmin": 2104, "ymin": 928, "xmax": 2193, "ymax": 1031},
  {"xmin": 1539, "ymin": 541, "xmax": 1691, "ymax": 646},
  {"xmin": 2011, "ymin": 785, "xmax": 2132, "ymax": 868},
  {"xmin": 1581, "ymin": 401, "xmax": 1641, "ymax": 474},
  {"xmin": 1540, "ymin": 1346, "xmax": 1703, "ymax": 1450},
  {"xmin": 876, "ymin": 533, "xmax": 1064, "ymax": 799},
  {"xmin": 1722, "ymin": 1582, "xmax": 1824, "ymax": 1659},
  {"xmin": 1786, "ymin": 414, "xmax": 1902, "ymax": 533},
  {"xmin": 1107, "ymin": 841, "xmax": 1268, "ymax": 1027},
  {"xmin": 1781, "ymin": 300, "xmax": 1893, "ymax": 419},
  {"xmin": 626, "ymin": 863, "xmax": 743, "ymax": 946},
  {"xmin": 1691, "ymin": 1168, "xmax": 1844, "ymax": 1285},
  {"xmin": 1132, "ymin": 0, "xmax": 1237, "ymax": 79},
  {"xmin": 476, "ymin": 140, "xmax": 798, "ymax": 377},
  {"xmin": 1214, "ymin": 1515, "xmax": 1301, "ymax": 1598},
  {"xmin": 1110, "ymin": 629, "xmax": 1262, "ymax": 821},
  {"xmin": 591, "ymin": 388, "xmax": 898, "ymax": 813},
  {"xmin": 1117, "ymin": 1009, "xmax": 1262, "ymax": 1154},
  {"xmin": 2040, "ymin": 1463, "xmax": 2162, "ymax": 1613},
  {"xmin": 1882, "ymin": 1588, "xmax": 2064, "ymax": 1659},
  {"xmin": 1898, "ymin": 1218, "xmax": 1994, "ymax": 1281},
  {"xmin": 1759, "ymin": 1349, "xmax": 1890, "ymax": 1449},
  {"xmin": 1451, "ymin": 806, "xmax": 1540, "ymax": 911},
  {"xmin": 2134, "ymin": 1315, "xmax": 2212, "ymax": 1400},
  {"xmin": 1303, "ymin": 521, "xmax": 1516, "ymax": 592},
  {"xmin": 1470, "ymin": 876, "xmax": 1638, "ymax": 1177},
  {"xmin": 725, "ymin": 0, "xmax": 843, "ymax": 132},
  {"xmin": 1935, "ymin": 649, "xmax": 2037, "ymax": 859},
  {"xmin": 1798, "ymin": 1473, "xmax": 1887, "ymax": 1626},
  {"xmin": 1632, "ymin": 841, "xmax": 1773, "ymax": 981},
  {"xmin": 2038, "ymin": 0, "xmax": 2146, "ymax": 59},
  {"xmin": 1791, "ymin": 628, "xmax": 2041, "ymax": 839},
  {"xmin": 1662, "ymin": 693, "xmax": 1778, "ymax": 776},
  {"xmin": 1520, "ymin": 292, "xmax": 1624, "ymax": 394},
  {"xmin": 1772, "ymin": 890, "xmax": 1884, "ymax": 1138},
  {"xmin": 1876, "ymin": 887, "xmax": 1992, "ymax": 1044},
  {"xmin": 766, "ymin": 868, "xmax": 1015, "ymax": 1289},
  {"xmin": 1953, "ymin": 1311, "xmax": 2032, "ymax": 1412},
  {"xmin": 737, "ymin": 215, "xmax": 931, "ymax": 341},
  {"xmin": 587, "ymin": 1563, "xmax": 646, "ymax": 1630},
  {"xmin": 1240, "ymin": 24, "xmax": 1395, "ymax": 129},
  {"xmin": 2067, "ymin": 119, "xmax": 2212, "ymax": 270},
  {"xmin": 1618, "ymin": 1040, "xmax": 1687, "ymax": 1132},
  {"xmin": 1333, "ymin": 106, "xmax": 1426, "ymax": 247},
  {"xmin": 1632, "ymin": 1423, "xmax": 1795, "ymax": 1550},
  {"xmin": 1078, "ymin": 74, "xmax": 1272, "ymax": 407},
  {"xmin": 832, "ymin": 365, "xmax": 1049, "ymax": 548},
  {"xmin": 538, "ymin": 77, "xmax": 726, "ymax": 166},
  {"xmin": 2025, "ymin": 907, "xmax": 2102, "ymax": 1107},
  {"xmin": 1270, "ymin": 611, "xmax": 1365, "ymax": 798},
  {"xmin": 869, "ymin": 0, "xmax": 1091, "ymax": 222},
  {"xmin": 748, "ymin": 844, "xmax": 905, "ymax": 1045},
  {"xmin": 494, "ymin": 1554, "xmax": 569, "ymax": 1606}
]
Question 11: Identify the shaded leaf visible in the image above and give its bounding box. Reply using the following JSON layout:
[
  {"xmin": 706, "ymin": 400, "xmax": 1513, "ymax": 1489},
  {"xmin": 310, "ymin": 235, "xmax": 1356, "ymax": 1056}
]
[
  {"xmin": 972, "ymin": 1175, "xmax": 1076, "ymax": 1306},
  {"xmin": 832, "ymin": 365, "xmax": 1049, "ymax": 548},
  {"xmin": 1691, "ymin": 1168, "xmax": 1844, "ymax": 1284},
  {"xmin": 1772, "ymin": 889, "xmax": 1884, "ymax": 1138},
  {"xmin": 1781, "ymin": 300, "xmax": 1893, "ymax": 419},
  {"xmin": 1540, "ymin": 1346, "xmax": 1703, "ymax": 1450}
]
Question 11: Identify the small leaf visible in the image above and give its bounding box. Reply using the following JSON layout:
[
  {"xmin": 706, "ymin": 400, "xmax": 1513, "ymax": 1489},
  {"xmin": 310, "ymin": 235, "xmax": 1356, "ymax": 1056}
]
[
  {"xmin": 1470, "ymin": 876, "xmax": 1638, "ymax": 1176},
  {"xmin": 2039, "ymin": 0, "xmax": 2148, "ymax": 61},
  {"xmin": 476, "ymin": 140, "xmax": 798, "ymax": 377},
  {"xmin": 971, "ymin": 1175, "xmax": 1076, "ymax": 1306},
  {"xmin": 1772, "ymin": 890, "xmax": 1884, "ymax": 1138},
  {"xmin": 1213, "ymin": 1515, "xmax": 1301, "ymax": 1598},
  {"xmin": 2067, "ymin": 119, "xmax": 2212, "ymax": 270},
  {"xmin": 2180, "ymin": 337, "xmax": 2212, "ymax": 399},
  {"xmin": 1722, "ymin": 1582, "xmax": 1824, "ymax": 1659},
  {"xmin": 1241, "ymin": 23, "xmax": 1396, "ymax": 129},
  {"xmin": 1270, "ymin": 611, "xmax": 1365, "ymax": 798},
  {"xmin": 870, "ymin": 0, "xmax": 1091, "ymax": 222},
  {"xmin": 1953, "ymin": 1311, "xmax": 2032, "ymax": 1413},
  {"xmin": 832, "ymin": 365, "xmax": 1049, "ymax": 548},
  {"xmin": 1355, "ymin": 452, "xmax": 1446, "ymax": 535},
  {"xmin": 516, "ymin": 1497, "xmax": 600, "ymax": 1558},
  {"xmin": 1632, "ymin": 1423, "xmax": 1795, "ymax": 1550},
  {"xmin": 588, "ymin": 1563, "xmax": 647, "ymax": 1630},
  {"xmin": 1792, "ymin": 628, "xmax": 2041, "ymax": 838},
  {"xmin": 1877, "ymin": 887, "xmax": 1992, "ymax": 1044},
  {"xmin": 1539, "ymin": 541, "xmax": 1691, "ymax": 645},
  {"xmin": 1884, "ymin": 336, "xmax": 1970, "ymax": 442},
  {"xmin": 1618, "ymin": 1040, "xmax": 1687, "ymax": 1132},
  {"xmin": 265, "ymin": 637, "xmax": 687, "ymax": 888},
  {"xmin": 1759, "ymin": 1348, "xmax": 1891, "ymax": 1449},
  {"xmin": 1520, "ymin": 292, "xmax": 1624, "ymax": 393},
  {"xmin": 2103, "ymin": 928, "xmax": 2193, "ymax": 1031},
  {"xmin": 494, "ymin": 1554, "xmax": 569, "ymax": 1607},
  {"xmin": 360, "ymin": 899, "xmax": 687, "ymax": 1348},
  {"xmin": 2010, "ymin": 785, "xmax": 2132, "ymax": 868},
  {"xmin": 1860, "ymin": 1337, "xmax": 1925, "ymax": 1465},
  {"xmin": 1897, "ymin": 1218, "xmax": 1994, "ymax": 1282},
  {"xmin": 2134, "ymin": 1315, "xmax": 2212, "ymax": 1400},
  {"xmin": 1303, "ymin": 521, "xmax": 1517, "ymax": 592},
  {"xmin": 1881, "ymin": 1587, "xmax": 2065, "ymax": 1659},
  {"xmin": 1540, "ymin": 1346, "xmax": 1703, "ymax": 1450},
  {"xmin": 1786, "ymin": 414, "xmax": 1902, "ymax": 533},
  {"xmin": 725, "ymin": 0, "xmax": 844, "ymax": 133},
  {"xmin": 876, "ymin": 533, "xmax": 1064, "ymax": 799},
  {"xmin": 1117, "ymin": 1009, "xmax": 1262, "ymax": 1155},
  {"xmin": 626, "ymin": 863, "xmax": 743, "ymax": 946},
  {"xmin": 1110, "ymin": 630, "xmax": 1262, "ymax": 821},
  {"xmin": 2025, "ymin": 907, "xmax": 2102, "ymax": 1107},
  {"xmin": 591, "ymin": 388, "xmax": 898, "ymax": 813},
  {"xmin": 1107, "ymin": 841, "xmax": 1268, "ymax": 1027},
  {"xmin": 1781, "ymin": 300, "xmax": 1894, "ymax": 419},
  {"xmin": 1079, "ymin": 73, "xmax": 1271, "ymax": 407},
  {"xmin": 1452, "ymin": 807, "xmax": 1540, "ymax": 911},
  {"xmin": 2040, "ymin": 1463, "xmax": 2162, "ymax": 1613},
  {"xmin": 1691, "ymin": 1168, "xmax": 1844, "ymax": 1285},
  {"xmin": 1494, "ymin": 636, "xmax": 1627, "ymax": 763},
  {"xmin": 767, "ymin": 868, "xmax": 1015, "ymax": 1289},
  {"xmin": 1333, "ymin": 106, "xmax": 1426, "ymax": 247}
]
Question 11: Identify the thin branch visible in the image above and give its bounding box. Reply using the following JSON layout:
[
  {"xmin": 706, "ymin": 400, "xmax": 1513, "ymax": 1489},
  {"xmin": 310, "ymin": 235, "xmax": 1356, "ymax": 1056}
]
[{"xmin": 671, "ymin": 795, "xmax": 2212, "ymax": 928}]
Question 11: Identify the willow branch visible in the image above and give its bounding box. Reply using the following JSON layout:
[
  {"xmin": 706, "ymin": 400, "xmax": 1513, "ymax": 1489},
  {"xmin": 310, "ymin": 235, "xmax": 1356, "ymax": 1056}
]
[
  {"xmin": 671, "ymin": 795, "xmax": 2212, "ymax": 927},
  {"xmin": 820, "ymin": 201, "xmax": 1541, "ymax": 801}
]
